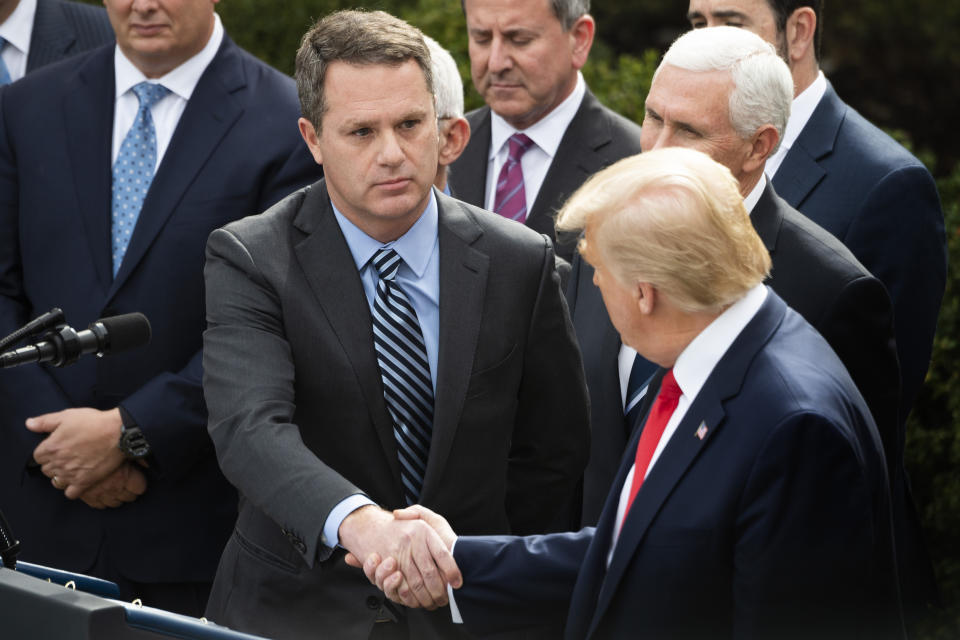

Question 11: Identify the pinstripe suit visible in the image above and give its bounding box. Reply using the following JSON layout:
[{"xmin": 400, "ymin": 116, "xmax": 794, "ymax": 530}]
[{"xmin": 25, "ymin": 0, "xmax": 113, "ymax": 73}]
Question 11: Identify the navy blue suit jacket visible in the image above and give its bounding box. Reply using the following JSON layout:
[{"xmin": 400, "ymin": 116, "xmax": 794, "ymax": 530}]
[
  {"xmin": 25, "ymin": 0, "xmax": 113, "ymax": 73},
  {"xmin": 772, "ymin": 82, "xmax": 946, "ymax": 423},
  {"xmin": 0, "ymin": 36, "xmax": 318, "ymax": 583},
  {"xmin": 454, "ymin": 291, "xmax": 903, "ymax": 639}
]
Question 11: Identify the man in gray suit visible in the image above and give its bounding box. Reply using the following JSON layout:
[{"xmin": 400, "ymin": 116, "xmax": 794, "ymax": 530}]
[
  {"xmin": 202, "ymin": 10, "xmax": 590, "ymax": 639},
  {"xmin": 449, "ymin": 0, "xmax": 643, "ymax": 260},
  {"xmin": 0, "ymin": 0, "xmax": 112, "ymax": 83}
]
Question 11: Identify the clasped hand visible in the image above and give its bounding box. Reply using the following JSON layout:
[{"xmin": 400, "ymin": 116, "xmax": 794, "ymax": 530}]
[
  {"xmin": 28, "ymin": 407, "xmax": 147, "ymax": 508},
  {"xmin": 342, "ymin": 505, "xmax": 461, "ymax": 610}
]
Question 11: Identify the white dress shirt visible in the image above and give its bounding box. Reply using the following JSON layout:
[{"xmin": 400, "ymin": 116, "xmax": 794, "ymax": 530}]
[
  {"xmin": 764, "ymin": 70, "xmax": 827, "ymax": 178},
  {"xmin": 0, "ymin": 0, "xmax": 37, "ymax": 83},
  {"xmin": 484, "ymin": 72, "xmax": 587, "ymax": 213},
  {"xmin": 609, "ymin": 284, "xmax": 768, "ymax": 556},
  {"xmin": 111, "ymin": 13, "xmax": 224, "ymax": 168}
]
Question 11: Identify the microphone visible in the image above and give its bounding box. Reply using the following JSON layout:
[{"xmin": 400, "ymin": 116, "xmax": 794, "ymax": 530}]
[{"xmin": 0, "ymin": 313, "xmax": 151, "ymax": 369}]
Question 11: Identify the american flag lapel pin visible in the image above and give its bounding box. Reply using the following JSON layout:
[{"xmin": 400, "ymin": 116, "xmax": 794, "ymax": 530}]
[{"xmin": 695, "ymin": 422, "xmax": 708, "ymax": 440}]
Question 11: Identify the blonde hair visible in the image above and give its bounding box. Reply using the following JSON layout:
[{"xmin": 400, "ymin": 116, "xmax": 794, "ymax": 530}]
[{"xmin": 556, "ymin": 148, "xmax": 771, "ymax": 313}]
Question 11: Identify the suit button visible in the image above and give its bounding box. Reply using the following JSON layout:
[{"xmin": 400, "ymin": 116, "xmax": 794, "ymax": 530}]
[
  {"xmin": 294, "ymin": 540, "xmax": 306, "ymax": 553},
  {"xmin": 366, "ymin": 596, "xmax": 381, "ymax": 610}
]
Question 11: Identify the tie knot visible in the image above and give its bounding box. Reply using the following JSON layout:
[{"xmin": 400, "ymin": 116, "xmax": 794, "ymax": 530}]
[
  {"xmin": 132, "ymin": 81, "xmax": 170, "ymax": 109},
  {"xmin": 658, "ymin": 370, "xmax": 682, "ymax": 403},
  {"xmin": 507, "ymin": 133, "xmax": 534, "ymax": 162},
  {"xmin": 373, "ymin": 248, "xmax": 402, "ymax": 281}
]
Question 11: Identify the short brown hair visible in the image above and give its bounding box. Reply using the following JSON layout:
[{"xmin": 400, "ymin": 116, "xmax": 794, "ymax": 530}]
[{"xmin": 295, "ymin": 10, "xmax": 434, "ymax": 132}]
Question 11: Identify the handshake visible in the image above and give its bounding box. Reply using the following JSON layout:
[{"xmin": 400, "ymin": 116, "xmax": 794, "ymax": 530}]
[{"xmin": 341, "ymin": 504, "xmax": 462, "ymax": 610}]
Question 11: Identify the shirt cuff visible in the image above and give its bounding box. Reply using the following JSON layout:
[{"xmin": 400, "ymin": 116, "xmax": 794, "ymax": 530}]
[
  {"xmin": 448, "ymin": 537, "xmax": 463, "ymax": 624},
  {"xmin": 321, "ymin": 494, "xmax": 376, "ymax": 549}
]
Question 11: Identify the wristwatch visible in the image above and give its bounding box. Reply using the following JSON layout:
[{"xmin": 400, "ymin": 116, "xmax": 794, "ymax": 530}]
[{"xmin": 117, "ymin": 407, "xmax": 151, "ymax": 460}]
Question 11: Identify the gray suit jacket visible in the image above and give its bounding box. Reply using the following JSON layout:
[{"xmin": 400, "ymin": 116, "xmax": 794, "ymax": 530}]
[
  {"xmin": 202, "ymin": 182, "xmax": 590, "ymax": 639},
  {"xmin": 449, "ymin": 89, "xmax": 643, "ymax": 260},
  {"xmin": 26, "ymin": 0, "xmax": 113, "ymax": 72}
]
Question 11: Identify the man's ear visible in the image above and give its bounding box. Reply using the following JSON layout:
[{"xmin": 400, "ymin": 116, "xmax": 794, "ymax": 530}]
[
  {"xmin": 742, "ymin": 124, "xmax": 780, "ymax": 174},
  {"xmin": 569, "ymin": 15, "xmax": 596, "ymax": 70},
  {"xmin": 784, "ymin": 7, "xmax": 816, "ymax": 66},
  {"xmin": 438, "ymin": 117, "xmax": 471, "ymax": 167},
  {"xmin": 636, "ymin": 281, "xmax": 656, "ymax": 315},
  {"xmin": 298, "ymin": 117, "xmax": 324, "ymax": 166}
]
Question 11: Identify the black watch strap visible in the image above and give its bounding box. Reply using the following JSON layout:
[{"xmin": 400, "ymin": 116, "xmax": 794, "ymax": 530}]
[{"xmin": 117, "ymin": 407, "xmax": 151, "ymax": 459}]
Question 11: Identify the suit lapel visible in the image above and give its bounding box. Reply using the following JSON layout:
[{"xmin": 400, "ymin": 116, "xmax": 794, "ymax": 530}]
[
  {"xmin": 771, "ymin": 83, "xmax": 845, "ymax": 208},
  {"xmin": 65, "ymin": 47, "xmax": 115, "ymax": 295},
  {"xmin": 527, "ymin": 91, "xmax": 617, "ymax": 237},
  {"xmin": 293, "ymin": 184, "xmax": 402, "ymax": 486},
  {"xmin": 420, "ymin": 193, "xmax": 488, "ymax": 500},
  {"xmin": 26, "ymin": 0, "xmax": 75, "ymax": 72},
  {"xmin": 750, "ymin": 182, "xmax": 784, "ymax": 259},
  {"xmin": 449, "ymin": 108, "xmax": 491, "ymax": 208},
  {"xmin": 108, "ymin": 36, "xmax": 246, "ymax": 300}
]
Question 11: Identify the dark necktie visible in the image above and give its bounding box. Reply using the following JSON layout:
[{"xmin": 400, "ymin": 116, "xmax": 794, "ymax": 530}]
[
  {"xmin": 621, "ymin": 369, "xmax": 682, "ymax": 528},
  {"xmin": 371, "ymin": 248, "xmax": 434, "ymax": 504},
  {"xmin": 0, "ymin": 37, "xmax": 12, "ymax": 86},
  {"xmin": 623, "ymin": 354, "xmax": 658, "ymax": 437},
  {"xmin": 493, "ymin": 133, "xmax": 534, "ymax": 223}
]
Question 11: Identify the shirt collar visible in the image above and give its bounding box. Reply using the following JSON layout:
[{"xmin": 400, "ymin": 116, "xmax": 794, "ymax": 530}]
[
  {"xmin": 743, "ymin": 173, "xmax": 767, "ymax": 214},
  {"xmin": 332, "ymin": 188, "xmax": 439, "ymax": 277},
  {"xmin": 779, "ymin": 70, "xmax": 827, "ymax": 154},
  {"xmin": 0, "ymin": 0, "xmax": 37, "ymax": 55},
  {"xmin": 114, "ymin": 12, "xmax": 224, "ymax": 100},
  {"xmin": 489, "ymin": 72, "xmax": 586, "ymax": 161},
  {"xmin": 672, "ymin": 283, "xmax": 768, "ymax": 400}
]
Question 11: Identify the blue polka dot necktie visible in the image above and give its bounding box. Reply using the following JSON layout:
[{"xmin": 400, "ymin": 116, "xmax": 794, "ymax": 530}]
[
  {"xmin": 370, "ymin": 248, "xmax": 434, "ymax": 505},
  {"xmin": 111, "ymin": 82, "xmax": 170, "ymax": 276},
  {"xmin": 0, "ymin": 37, "xmax": 13, "ymax": 86}
]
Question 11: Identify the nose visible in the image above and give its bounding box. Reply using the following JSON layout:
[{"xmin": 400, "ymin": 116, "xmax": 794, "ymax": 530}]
[
  {"xmin": 487, "ymin": 36, "xmax": 512, "ymax": 74},
  {"xmin": 377, "ymin": 130, "xmax": 405, "ymax": 167}
]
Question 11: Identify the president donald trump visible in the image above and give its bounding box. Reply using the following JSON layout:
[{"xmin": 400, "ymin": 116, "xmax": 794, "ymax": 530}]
[{"xmin": 356, "ymin": 148, "xmax": 905, "ymax": 639}]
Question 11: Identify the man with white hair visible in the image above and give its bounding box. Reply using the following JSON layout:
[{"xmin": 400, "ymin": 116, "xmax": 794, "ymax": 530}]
[
  {"xmin": 422, "ymin": 35, "xmax": 470, "ymax": 194},
  {"xmin": 356, "ymin": 147, "xmax": 904, "ymax": 639},
  {"xmin": 568, "ymin": 27, "xmax": 901, "ymax": 544}
]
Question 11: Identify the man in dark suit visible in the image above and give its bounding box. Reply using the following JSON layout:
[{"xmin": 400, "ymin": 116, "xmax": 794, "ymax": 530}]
[
  {"xmin": 0, "ymin": 0, "xmax": 317, "ymax": 615},
  {"xmin": 201, "ymin": 11, "xmax": 589, "ymax": 639},
  {"xmin": 570, "ymin": 27, "xmax": 901, "ymax": 536},
  {"xmin": 688, "ymin": 0, "xmax": 945, "ymax": 450},
  {"xmin": 448, "ymin": 0, "xmax": 643, "ymax": 260},
  {"xmin": 0, "ymin": 0, "xmax": 112, "ymax": 84},
  {"xmin": 358, "ymin": 148, "xmax": 903, "ymax": 638},
  {"xmin": 688, "ymin": 1, "xmax": 945, "ymax": 617}
]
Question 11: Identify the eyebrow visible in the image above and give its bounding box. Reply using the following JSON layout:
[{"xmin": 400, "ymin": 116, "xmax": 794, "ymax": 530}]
[{"xmin": 686, "ymin": 9, "xmax": 751, "ymax": 21}]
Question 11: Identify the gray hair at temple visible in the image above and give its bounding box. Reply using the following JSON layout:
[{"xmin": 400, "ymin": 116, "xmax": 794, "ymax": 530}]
[
  {"xmin": 659, "ymin": 26, "xmax": 793, "ymax": 149},
  {"xmin": 295, "ymin": 10, "xmax": 434, "ymax": 133},
  {"xmin": 461, "ymin": 0, "xmax": 589, "ymax": 30},
  {"xmin": 423, "ymin": 35, "xmax": 464, "ymax": 120}
]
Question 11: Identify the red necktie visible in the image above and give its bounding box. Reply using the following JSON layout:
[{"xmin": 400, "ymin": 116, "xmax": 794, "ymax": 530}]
[{"xmin": 621, "ymin": 370, "xmax": 682, "ymax": 527}]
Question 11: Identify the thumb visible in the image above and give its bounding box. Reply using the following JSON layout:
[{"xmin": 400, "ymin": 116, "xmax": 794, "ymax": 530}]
[{"xmin": 25, "ymin": 413, "xmax": 61, "ymax": 433}]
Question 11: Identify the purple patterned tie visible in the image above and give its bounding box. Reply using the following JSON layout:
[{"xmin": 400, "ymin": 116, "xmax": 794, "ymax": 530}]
[{"xmin": 494, "ymin": 133, "xmax": 535, "ymax": 223}]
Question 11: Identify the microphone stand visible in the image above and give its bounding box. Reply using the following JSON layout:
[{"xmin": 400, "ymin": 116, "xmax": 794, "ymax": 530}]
[
  {"xmin": 0, "ymin": 508, "xmax": 21, "ymax": 570},
  {"xmin": 0, "ymin": 308, "xmax": 66, "ymax": 352}
]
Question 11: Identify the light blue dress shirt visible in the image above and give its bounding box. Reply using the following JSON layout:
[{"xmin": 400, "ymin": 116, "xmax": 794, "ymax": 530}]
[{"xmin": 320, "ymin": 190, "xmax": 442, "ymax": 550}]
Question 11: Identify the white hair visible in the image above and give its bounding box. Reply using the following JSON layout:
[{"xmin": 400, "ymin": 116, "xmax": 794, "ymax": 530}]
[
  {"xmin": 659, "ymin": 27, "xmax": 793, "ymax": 146},
  {"xmin": 423, "ymin": 35, "xmax": 464, "ymax": 119}
]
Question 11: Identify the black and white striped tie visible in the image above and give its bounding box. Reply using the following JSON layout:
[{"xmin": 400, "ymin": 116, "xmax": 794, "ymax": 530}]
[{"xmin": 371, "ymin": 248, "xmax": 434, "ymax": 505}]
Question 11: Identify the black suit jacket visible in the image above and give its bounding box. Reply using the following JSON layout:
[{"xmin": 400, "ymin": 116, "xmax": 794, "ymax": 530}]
[
  {"xmin": 0, "ymin": 36, "xmax": 318, "ymax": 584},
  {"xmin": 449, "ymin": 89, "xmax": 643, "ymax": 260},
  {"xmin": 453, "ymin": 291, "xmax": 902, "ymax": 639},
  {"xmin": 568, "ymin": 181, "xmax": 900, "ymax": 526},
  {"xmin": 201, "ymin": 183, "xmax": 590, "ymax": 639},
  {"xmin": 25, "ymin": 0, "xmax": 113, "ymax": 72}
]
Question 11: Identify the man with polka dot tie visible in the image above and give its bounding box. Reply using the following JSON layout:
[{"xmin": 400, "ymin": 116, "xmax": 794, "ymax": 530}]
[{"xmin": 0, "ymin": 0, "xmax": 316, "ymax": 617}]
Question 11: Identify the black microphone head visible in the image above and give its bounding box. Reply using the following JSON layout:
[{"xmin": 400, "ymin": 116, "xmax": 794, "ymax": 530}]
[{"xmin": 95, "ymin": 313, "xmax": 152, "ymax": 354}]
